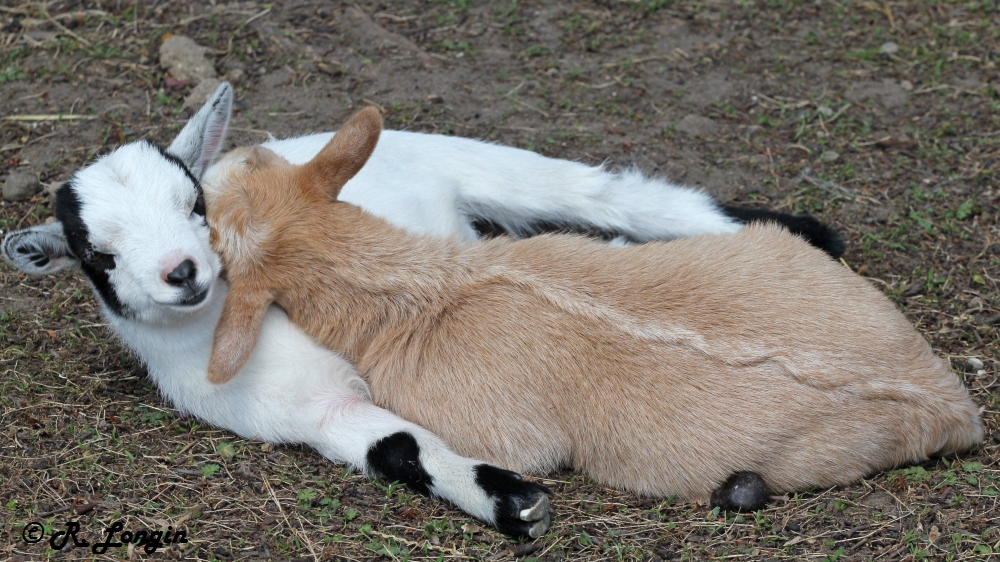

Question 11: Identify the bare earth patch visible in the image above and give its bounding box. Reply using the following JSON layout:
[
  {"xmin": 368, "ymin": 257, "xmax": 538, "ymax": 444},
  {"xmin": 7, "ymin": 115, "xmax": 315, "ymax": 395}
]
[{"xmin": 1, "ymin": 1, "xmax": 998, "ymax": 561}]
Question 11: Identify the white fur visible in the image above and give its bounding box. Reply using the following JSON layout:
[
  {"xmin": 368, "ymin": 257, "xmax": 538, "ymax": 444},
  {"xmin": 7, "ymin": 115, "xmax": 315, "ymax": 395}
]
[
  {"xmin": 3, "ymin": 82, "xmax": 746, "ymax": 534},
  {"xmin": 266, "ymin": 131, "xmax": 740, "ymax": 241}
]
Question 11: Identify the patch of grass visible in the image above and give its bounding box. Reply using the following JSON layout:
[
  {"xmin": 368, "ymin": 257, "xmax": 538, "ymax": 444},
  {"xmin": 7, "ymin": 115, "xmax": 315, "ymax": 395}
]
[
  {"xmin": 848, "ymin": 47, "xmax": 881, "ymax": 62},
  {"xmin": 0, "ymin": 64, "xmax": 26, "ymax": 83},
  {"xmin": 639, "ymin": 0, "xmax": 672, "ymax": 15},
  {"xmin": 526, "ymin": 45, "xmax": 548, "ymax": 57}
]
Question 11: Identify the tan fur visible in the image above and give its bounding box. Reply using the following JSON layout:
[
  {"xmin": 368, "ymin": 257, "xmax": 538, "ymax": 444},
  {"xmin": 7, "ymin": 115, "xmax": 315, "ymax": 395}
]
[{"xmin": 204, "ymin": 107, "xmax": 982, "ymax": 500}]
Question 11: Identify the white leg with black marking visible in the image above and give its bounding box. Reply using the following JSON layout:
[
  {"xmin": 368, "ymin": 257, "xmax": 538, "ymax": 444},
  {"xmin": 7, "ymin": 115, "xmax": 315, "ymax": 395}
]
[
  {"xmin": 264, "ymin": 132, "xmax": 742, "ymax": 243},
  {"xmin": 455, "ymin": 166, "xmax": 742, "ymax": 242},
  {"xmin": 302, "ymin": 388, "xmax": 550, "ymax": 538}
]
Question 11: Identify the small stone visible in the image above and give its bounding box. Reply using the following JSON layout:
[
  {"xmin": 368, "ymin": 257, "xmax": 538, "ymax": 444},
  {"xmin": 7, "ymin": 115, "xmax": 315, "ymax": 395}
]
[
  {"xmin": 967, "ymin": 357, "xmax": 985, "ymax": 371},
  {"xmin": 846, "ymin": 79, "xmax": 910, "ymax": 110},
  {"xmin": 875, "ymin": 135, "xmax": 916, "ymax": 150},
  {"xmin": 880, "ymin": 42, "xmax": 899, "ymax": 55},
  {"xmin": 159, "ymin": 35, "xmax": 217, "ymax": 84},
  {"xmin": 816, "ymin": 105, "xmax": 833, "ymax": 117},
  {"xmin": 900, "ymin": 80, "xmax": 913, "ymax": 91},
  {"xmin": 222, "ymin": 59, "xmax": 246, "ymax": 73},
  {"xmin": 316, "ymin": 62, "xmax": 343, "ymax": 76},
  {"xmin": 950, "ymin": 76, "xmax": 982, "ymax": 90},
  {"xmin": 25, "ymin": 31, "xmax": 60, "ymax": 44},
  {"xmin": 260, "ymin": 442, "xmax": 274, "ymax": 453},
  {"xmin": 224, "ymin": 68, "xmax": 245, "ymax": 84},
  {"xmin": 902, "ymin": 281, "xmax": 924, "ymax": 297},
  {"xmin": 164, "ymin": 77, "xmax": 190, "ymax": 90},
  {"xmin": 676, "ymin": 114, "xmax": 721, "ymax": 138},
  {"xmin": 3, "ymin": 170, "xmax": 41, "ymax": 201},
  {"xmin": 428, "ymin": 94, "xmax": 444, "ymax": 104},
  {"xmin": 183, "ymin": 78, "xmax": 223, "ymax": 111},
  {"xmin": 821, "ymin": 150, "xmax": 839, "ymax": 162}
]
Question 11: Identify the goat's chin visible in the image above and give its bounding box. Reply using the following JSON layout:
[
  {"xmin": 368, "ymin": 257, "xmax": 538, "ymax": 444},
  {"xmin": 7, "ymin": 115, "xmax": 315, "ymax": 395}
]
[
  {"xmin": 142, "ymin": 285, "xmax": 215, "ymax": 320},
  {"xmin": 166, "ymin": 286, "xmax": 211, "ymax": 308}
]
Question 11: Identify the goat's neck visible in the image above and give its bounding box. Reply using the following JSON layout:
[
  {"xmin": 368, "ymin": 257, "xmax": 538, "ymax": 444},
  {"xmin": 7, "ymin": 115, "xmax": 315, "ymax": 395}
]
[
  {"xmin": 104, "ymin": 279, "xmax": 227, "ymax": 410},
  {"xmin": 272, "ymin": 206, "xmax": 475, "ymax": 366}
]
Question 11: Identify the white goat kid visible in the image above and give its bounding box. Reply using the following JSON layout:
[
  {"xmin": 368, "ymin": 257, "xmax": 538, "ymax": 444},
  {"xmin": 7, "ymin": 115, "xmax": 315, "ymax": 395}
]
[{"xmin": 3, "ymin": 82, "xmax": 836, "ymax": 537}]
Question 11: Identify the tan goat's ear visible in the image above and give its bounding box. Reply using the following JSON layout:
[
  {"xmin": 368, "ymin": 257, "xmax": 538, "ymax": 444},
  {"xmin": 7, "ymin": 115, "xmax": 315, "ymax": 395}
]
[
  {"xmin": 207, "ymin": 281, "xmax": 275, "ymax": 384},
  {"xmin": 301, "ymin": 106, "xmax": 382, "ymax": 199}
]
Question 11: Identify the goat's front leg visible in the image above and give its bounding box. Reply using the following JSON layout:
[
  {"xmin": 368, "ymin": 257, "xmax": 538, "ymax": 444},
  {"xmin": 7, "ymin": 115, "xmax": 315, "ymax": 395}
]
[{"xmin": 303, "ymin": 387, "xmax": 551, "ymax": 538}]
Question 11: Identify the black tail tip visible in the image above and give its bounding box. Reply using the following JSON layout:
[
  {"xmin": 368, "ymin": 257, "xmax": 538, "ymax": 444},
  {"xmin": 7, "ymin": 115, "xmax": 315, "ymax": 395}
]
[
  {"xmin": 784, "ymin": 214, "xmax": 847, "ymax": 260},
  {"xmin": 710, "ymin": 471, "xmax": 772, "ymax": 512},
  {"xmin": 722, "ymin": 205, "xmax": 846, "ymax": 260}
]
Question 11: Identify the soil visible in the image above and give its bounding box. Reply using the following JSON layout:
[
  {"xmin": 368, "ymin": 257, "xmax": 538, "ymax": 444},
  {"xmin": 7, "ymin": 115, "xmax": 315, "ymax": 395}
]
[{"xmin": 1, "ymin": 1, "xmax": 998, "ymax": 561}]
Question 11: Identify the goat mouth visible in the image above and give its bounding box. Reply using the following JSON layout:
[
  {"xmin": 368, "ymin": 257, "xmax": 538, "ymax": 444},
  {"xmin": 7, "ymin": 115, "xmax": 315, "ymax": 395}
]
[{"xmin": 173, "ymin": 286, "xmax": 210, "ymax": 307}]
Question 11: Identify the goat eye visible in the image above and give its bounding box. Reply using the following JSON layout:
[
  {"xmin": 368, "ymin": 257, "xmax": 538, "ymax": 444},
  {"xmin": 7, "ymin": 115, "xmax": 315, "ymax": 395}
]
[
  {"xmin": 86, "ymin": 249, "xmax": 116, "ymax": 271},
  {"xmin": 191, "ymin": 193, "xmax": 206, "ymax": 217}
]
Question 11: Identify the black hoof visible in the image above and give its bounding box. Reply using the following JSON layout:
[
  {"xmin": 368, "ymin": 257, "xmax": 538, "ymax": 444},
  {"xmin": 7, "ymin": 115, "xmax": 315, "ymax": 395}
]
[
  {"xmin": 722, "ymin": 205, "xmax": 846, "ymax": 259},
  {"xmin": 710, "ymin": 471, "xmax": 771, "ymax": 512},
  {"xmin": 475, "ymin": 465, "xmax": 551, "ymax": 538}
]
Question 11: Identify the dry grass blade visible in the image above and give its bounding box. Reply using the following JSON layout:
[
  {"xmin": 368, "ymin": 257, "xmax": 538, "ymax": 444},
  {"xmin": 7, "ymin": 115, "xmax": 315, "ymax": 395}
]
[{"xmin": 2, "ymin": 114, "xmax": 98, "ymax": 121}]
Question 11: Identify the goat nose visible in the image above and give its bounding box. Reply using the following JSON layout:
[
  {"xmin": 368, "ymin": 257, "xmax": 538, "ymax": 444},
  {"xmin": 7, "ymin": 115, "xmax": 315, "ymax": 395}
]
[{"xmin": 166, "ymin": 259, "xmax": 197, "ymax": 286}]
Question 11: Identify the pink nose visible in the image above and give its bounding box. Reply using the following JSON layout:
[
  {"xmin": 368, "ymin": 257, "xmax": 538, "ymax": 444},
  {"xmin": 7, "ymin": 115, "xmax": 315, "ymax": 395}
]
[{"xmin": 164, "ymin": 259, "xmax": 197, "ymax": 286}]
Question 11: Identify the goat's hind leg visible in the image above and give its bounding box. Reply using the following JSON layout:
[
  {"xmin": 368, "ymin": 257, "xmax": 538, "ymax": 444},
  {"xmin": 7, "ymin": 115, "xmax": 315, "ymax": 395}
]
[{"xmin": 305, "ymin": 387, "xmax": 551, "ymax": 538}]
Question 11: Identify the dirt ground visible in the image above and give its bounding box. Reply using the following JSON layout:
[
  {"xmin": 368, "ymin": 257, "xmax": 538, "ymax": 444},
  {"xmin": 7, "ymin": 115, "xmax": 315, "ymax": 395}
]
[{"xmin": 1, "ymin": 1, "xmax": 998, "ymax": 560}]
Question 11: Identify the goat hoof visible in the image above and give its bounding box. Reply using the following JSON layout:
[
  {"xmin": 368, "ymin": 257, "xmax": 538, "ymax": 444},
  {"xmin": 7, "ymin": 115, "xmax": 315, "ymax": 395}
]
[
  {"xmin": 475, "ymin": 465, "xmax": 552, "ymax": 538},
  {"xmin": 710, "ymin": 471, "xmax": 771, "ymax": 512}
]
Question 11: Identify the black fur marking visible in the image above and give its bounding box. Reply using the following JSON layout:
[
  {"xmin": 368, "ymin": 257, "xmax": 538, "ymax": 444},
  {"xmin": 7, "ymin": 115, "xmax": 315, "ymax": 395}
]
[
  {"xmin": 148, "ymin": 140, "xmax": 202, "ymax": 195},
  {"xmin": 147, "ymin": 140, "xmax": 207, "ymax": 220},
  {"xmin": 366, "ymin": 432, "xmax": 434, "ymax": 496},
  {"xmin": 54, "ymin": 181, "xmax": 130, "ymax": 318},
  {"xmin": 710, "ymin": 471, "xmax": 772, "ymax": 513},
  {"xmin": 475, "ymin": 464, "xmax": 552, "ymax": 538},
  {"xmin": 470, "ymin": 216, "xmax": 636, "ymax": 243},
  {"xmin": 192, "ymin": 192, "xmax": 206, "ymax": 217},
  {"xmin": 470, "ymin": 217, "xmax": 510, "ymax": 239},
  {"xmin": 722, "ymin": 205, "xmax": 846, "ymax": 259}
]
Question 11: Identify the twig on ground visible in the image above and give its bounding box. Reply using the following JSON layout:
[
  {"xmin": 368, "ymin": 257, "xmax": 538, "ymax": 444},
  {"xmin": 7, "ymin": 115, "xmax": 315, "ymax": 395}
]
[{"xmin": 2, "ymin": 114, "xmax": 97, "ymax": 121}]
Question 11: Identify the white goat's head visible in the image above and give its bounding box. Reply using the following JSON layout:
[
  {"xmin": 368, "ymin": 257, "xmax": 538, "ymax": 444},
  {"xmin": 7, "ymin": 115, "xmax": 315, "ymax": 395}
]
[{"xmin": 2, "ymin": 83, "xmax": 234, "ymax": 323}]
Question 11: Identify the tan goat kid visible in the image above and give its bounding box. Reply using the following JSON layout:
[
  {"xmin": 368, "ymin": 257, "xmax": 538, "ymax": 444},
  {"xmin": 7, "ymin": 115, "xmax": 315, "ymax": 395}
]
[{"xmin": 204, "ymin": 107, "xmax": 982, "ymax": 510}]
